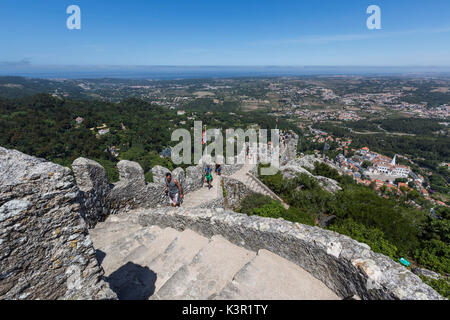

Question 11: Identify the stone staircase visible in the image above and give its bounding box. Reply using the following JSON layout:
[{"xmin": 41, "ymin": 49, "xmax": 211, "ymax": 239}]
[{"xmin": 89, "ymin": 213, "xmax": 339, "ymax": 300}]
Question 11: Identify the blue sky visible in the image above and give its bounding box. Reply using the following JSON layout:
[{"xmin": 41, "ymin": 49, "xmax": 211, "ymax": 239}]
[{"xmin": 1, "ymin": 0, "xmax": 450, "ymax": 66}]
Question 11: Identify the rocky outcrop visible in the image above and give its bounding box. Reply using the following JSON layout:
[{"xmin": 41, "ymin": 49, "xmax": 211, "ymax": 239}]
[
  {"xmin": 285, "ymin": 155, "xmax": 341, "ymax": 172},
  {"xmin": 315, "ymin": 176, "xmax": 342, "ymax": 193},
  {"xmin": 0, "ymin": 147, "xmax": 116, "ymax": 300},
  {"xmin": 280, "ymin": 157, "xmax": 342, "ymax": 193},
  {"xmin": 138, "ymin": 207, "xmax": 444, "ymax": 300},
  {"xmin": 412, "ymin": 268, "xmax": 446, "ymax": 281},
  {"xmin": 72, "ymin": 158, "xmax": 112, "ymax": 228},
  {"xmin": 281, "ymin": 162, "xmax": 313, "ymax": 179},
  {"xmin": 222, "ymin": 177, "xmax": 253, "ymax": 210}
]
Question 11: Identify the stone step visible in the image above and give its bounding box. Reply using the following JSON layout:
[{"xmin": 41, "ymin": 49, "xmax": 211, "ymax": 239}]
[
  {"xmin": 89, "ymin": 221, "xmax": 142, "ymax": 251},
  {"xmin": 96, "ymin": 226, "xmax": 165, "ymax": 275},
  {"xmin": 123, "ymin": 227, "xmax": 180, "ymax": 267},
  {"xmin": 152, "ymin": 235, "xmax": 256, "ymax": 300},
  {"xmin": 147, "ymin": 229, "xmax": 211, "ymax": 292},
  {"xmin": 215, "ymin": 249, "xmax": 339, "ymax": 300},
  {"xmin": 108, "ymin": 212, "xmax": 139, "ymax": 224}
]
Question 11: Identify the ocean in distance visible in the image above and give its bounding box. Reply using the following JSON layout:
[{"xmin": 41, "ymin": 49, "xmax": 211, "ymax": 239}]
[{"xmin": 0, "ymin": 65, "xmax": 449, "ymax": 79}]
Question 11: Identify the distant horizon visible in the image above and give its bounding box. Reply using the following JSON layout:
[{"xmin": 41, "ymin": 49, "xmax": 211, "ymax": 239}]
[
  {"xmin": 3, "ymin": 63, "xmax": 450, "ymax": 68},
  {"xmin": 1, "ymin": 65, "xmax": 450, "ymax": 80}
]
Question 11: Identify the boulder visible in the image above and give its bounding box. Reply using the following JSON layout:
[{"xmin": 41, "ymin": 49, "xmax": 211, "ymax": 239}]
[
  {"xmin": 412, "ymin": 268, "xmax": 444, "ymax": 280},
  {"xmin": 319, "ymin": 215, "xmax": 337, "ymax": 228},
  {"xmin": 281, "ymin": 164, "xmax": 313, "ymax": 180},
  {"xmin": 316, "ymin": 176, "xmax": 342, "ymax": 193}
]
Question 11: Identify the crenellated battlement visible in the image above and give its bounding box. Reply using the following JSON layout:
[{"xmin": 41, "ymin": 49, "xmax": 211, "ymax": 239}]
[{"xmin": 0, "ymin": 143, "xmax": 445, "ymax": 300}]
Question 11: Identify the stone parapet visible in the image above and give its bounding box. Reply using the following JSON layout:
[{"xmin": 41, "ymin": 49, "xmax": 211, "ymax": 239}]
[{"xmin": 138, "ymin": 207, "xmax": 443, "ymax": 300}]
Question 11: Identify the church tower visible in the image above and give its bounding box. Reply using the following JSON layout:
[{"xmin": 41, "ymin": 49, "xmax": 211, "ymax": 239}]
[{"xmin": 391, "ymin": 155, "xmax": 397, "ymax": 166}]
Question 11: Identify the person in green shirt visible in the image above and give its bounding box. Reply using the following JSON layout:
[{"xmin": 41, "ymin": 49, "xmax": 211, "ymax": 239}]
[{"xmin": 204, "ymin": 165, "xmax": 213, "ymax": 190}]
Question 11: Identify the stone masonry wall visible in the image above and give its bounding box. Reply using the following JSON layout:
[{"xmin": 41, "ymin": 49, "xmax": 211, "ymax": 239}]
[
  {"xmin": 71, "ymin": 157, "xmax": 244, "ymax": 224},
  {"xmin": 138, "ymin": 207, "xmax": 443, "ymax": 300},
  {"xmin": 72, "ymin": 158, "xmax": 112, "ymax": 228},
  {"xmin": 106, "ymin": 161, "xmax": 166, "ymax": 214},
  {"xmin": 1, "ymin": 145, "xmax": 444, "ymax": 300},
  {"xmin": 0, "ymin": 147, "xmax": 116, "ymax": 300}
]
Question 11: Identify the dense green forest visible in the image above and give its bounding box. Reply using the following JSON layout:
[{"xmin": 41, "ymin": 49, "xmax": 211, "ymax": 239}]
[
  {"xmin": 0, "ymin": 94, "xmax": 297, "ymax": 181},
  {"xmin": 340, "ymin": 118, "xmax": 448, "ymax": 135},
  {"xmin": 402, "ymin": 88, "xmax": 450, "ymax": 108},
  {"xmin": 374, "ymin": 118, "xmax": 448, "ymax": 135},
  {"xmin": 0, "ymin": 94, "xmax": 176, "ymax": 181}
]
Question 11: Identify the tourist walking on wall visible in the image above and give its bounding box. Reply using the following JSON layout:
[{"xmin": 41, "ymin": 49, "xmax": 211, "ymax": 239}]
[
  {"xmin": 215, "ymin": 163, "xmax": 222, "ymax": 176},
  {"xmin": 204, "ymin": 165, "xmax": 213, "ymax": 190},
  {"xmin": 164, "ymin": 172, "xmax": 183, "ymax": 207}
]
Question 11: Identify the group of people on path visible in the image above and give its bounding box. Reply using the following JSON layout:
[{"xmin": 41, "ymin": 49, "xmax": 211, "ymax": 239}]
[{"xmin": 163, "ymin": 163, "xmax": 223, "ymax": 207}]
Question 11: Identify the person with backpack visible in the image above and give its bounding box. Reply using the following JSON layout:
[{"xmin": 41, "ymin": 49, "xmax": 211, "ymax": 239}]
[
  {"xmin": 164, "ymin": 172, "xmax": 183, "ymax": 207},
  {"xmin": 204, "ymin": 165, "xmax": 213, "ymax": 190},
  {"xmin": 215, "ymin": 163, "xmax": 222, "ymax": 176}
]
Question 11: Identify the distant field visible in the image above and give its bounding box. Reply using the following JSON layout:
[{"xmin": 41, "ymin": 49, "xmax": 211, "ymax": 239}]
[
  {"xmin": 431, "ymin": 87, "xmax": 450, "ymax": 93},
  {"xmin": 242, "ymin": 104, "xmax": 263, "ymax": 111},
  {"xmin": 193, "ymin": 91, "xmax": 215, "ymax": 97},
  {"xmin": 1, "ymin": 83, "xmax": 24, "ymax": 88}
]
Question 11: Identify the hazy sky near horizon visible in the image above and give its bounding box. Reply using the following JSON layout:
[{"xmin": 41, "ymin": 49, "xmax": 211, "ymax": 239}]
[{"xmin": 1, "ymin": 0, "xmax": 450, "ymax": 66}]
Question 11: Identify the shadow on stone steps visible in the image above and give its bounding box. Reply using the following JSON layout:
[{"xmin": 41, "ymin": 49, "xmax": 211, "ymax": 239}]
[
  {"xmin": 105, "ymin": 262, "xmax": 157, "ymax": 300},
  {"xmin": 95, "ymin": 249, "xmax": 106, "ymax": 265}
]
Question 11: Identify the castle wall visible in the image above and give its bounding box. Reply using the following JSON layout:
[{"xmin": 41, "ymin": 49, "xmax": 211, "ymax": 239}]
[
  {"xmin": 0, "ymin": 147, "xmax": 116, "ymax": 300},
  {"xmin": 1, "ymin": 145, "xmax": 443, "ymax": 300},
  {"xmin": 138, "ymin": 207, "xmax": 443, "ymax": 300},
  {"xmin": 72, "ymin": 157, "xmax": 112, "ymax": 228},
  {"xmin": 71, "ymin": 157, "xmax": 245, "ymax": 222}
]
